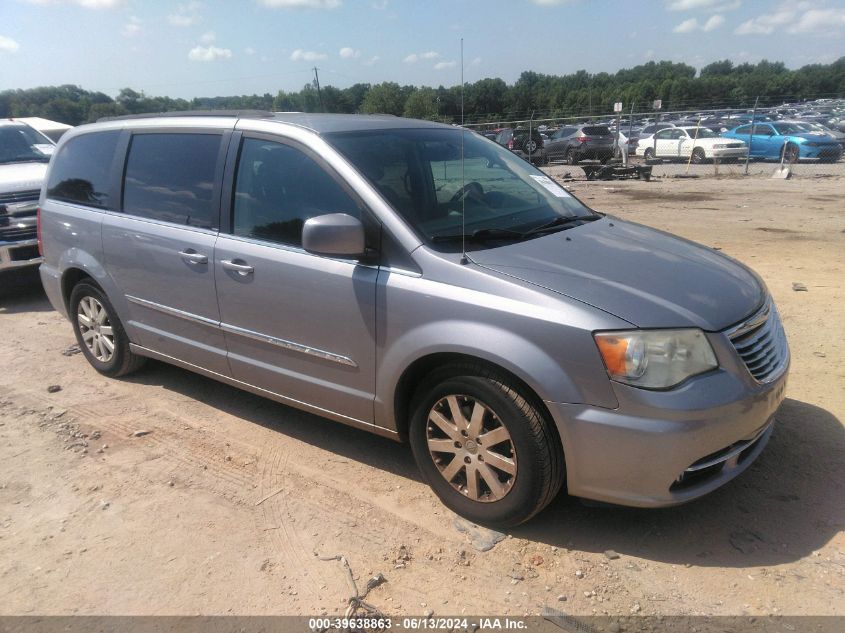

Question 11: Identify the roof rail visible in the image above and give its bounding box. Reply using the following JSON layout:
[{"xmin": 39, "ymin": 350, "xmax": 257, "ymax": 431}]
[{"xmin": 97, "ymin": 110, "xmax": 276, "ymax": 123}]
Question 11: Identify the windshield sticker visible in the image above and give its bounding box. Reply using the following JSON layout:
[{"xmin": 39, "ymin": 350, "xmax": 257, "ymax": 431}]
[{"xmin": 529, "ymin": 175, "xmax": 571, "ymax": 198}]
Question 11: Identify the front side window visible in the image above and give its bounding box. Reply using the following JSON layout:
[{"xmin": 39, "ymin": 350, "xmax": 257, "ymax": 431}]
[
  {"xmin": 46, "ymin": 131, "xmax": 120, "ymax": 208},
  {"xmin": 232, "ymin": 138, "xmax": 361, "ymax": 247},
  {"xmin": 327, "ymin": 127, "xmax": 595, "ymax": 251},
  {"xmin": 123, "ymin": 133, "xmax": 222, "ymax": 229}
]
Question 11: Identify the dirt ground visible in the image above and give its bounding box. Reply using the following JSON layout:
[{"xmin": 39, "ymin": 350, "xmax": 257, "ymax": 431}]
[{"xmin": 0, "ymin": 174, "xmax": 843, "ymax": 618}]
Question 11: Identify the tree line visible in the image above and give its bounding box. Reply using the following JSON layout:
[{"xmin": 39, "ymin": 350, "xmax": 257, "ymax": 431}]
[{"xmin": 2, "ymin": 58, "xmax": 843, "ymax": 128}]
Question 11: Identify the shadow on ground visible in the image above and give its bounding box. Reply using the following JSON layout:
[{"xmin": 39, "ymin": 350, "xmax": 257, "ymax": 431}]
[
  {"xmin": 126, "ymin": 359, "xmax": 844, "ymax": 569},
  {"xmin": 0, "ymin": 269, "xmax": 52, "ymax": 314}
]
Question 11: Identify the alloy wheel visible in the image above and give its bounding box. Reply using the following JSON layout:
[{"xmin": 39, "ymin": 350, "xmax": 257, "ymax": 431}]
[
  {"xmin": 77, "ymin": 296, "xmax": 115, "ymax": 363},
  {"xmin": 426, "ymin": 394, "xmax": 517, "ymax": 502}
]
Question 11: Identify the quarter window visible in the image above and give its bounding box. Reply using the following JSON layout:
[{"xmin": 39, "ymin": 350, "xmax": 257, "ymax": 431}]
[
  {"xmin": 122, "ymin": 133, "xmax": 222, "ymax": 229},
  {"xmin": 232, "ymin": 138, "xmax": 361, "ymax": 247},
  {"xmin": 46, "ymin": 131, "xmax": 120, "ymax": 209}
]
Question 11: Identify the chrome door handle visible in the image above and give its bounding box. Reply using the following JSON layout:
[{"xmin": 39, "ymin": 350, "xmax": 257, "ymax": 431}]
[
  {"xmin": 221, "ymin": 259, "xmax": 254, "ymax": 275},
  {"xmin": 179, "ymin": 250, "xmax": 208, "ymax": 265}
]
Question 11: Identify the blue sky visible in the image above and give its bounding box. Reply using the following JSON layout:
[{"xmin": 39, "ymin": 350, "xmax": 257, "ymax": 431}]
[{"xmin": 1, "ymin": 0, "xmax": 844, "ymax": 99}]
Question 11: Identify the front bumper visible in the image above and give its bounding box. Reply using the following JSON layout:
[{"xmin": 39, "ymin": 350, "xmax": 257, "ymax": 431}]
[
  {"xmin": 546, "ymin": 350, "xmax": 788, "ymax": 508},
  {"xmin": 800, "ymin": 145, "xmax": 842, "ymax": 161},
  {"xmin": 711, "ymin": 147, "xmax": 748, "ymax": 159},
  {"xmin": 0, "ymin": 238, "xmax": 42, "ymax": 271}
]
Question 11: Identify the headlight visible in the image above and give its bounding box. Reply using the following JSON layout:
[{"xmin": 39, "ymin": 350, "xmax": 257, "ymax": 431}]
[{"xmin": 594, "ymin": 329, "xmax": 718, "ymax": 389}]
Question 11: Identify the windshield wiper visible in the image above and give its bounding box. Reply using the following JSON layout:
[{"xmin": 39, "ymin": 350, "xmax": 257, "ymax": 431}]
[
  {"xmin": 431, "ymin": 228, "xmax": 526, "ymax": 243},
  {"xmin": 3, "ymin": 156, "xmax": 49, "ymax": 164},
  {"xmin": 522, "ymin": 214, "xmax": 599, "ymax": 237}
]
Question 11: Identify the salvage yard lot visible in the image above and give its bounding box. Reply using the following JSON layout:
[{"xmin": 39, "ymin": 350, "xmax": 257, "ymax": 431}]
[{"xmin": 0, "ymin": 175, "xmax": 843, "ymax": 617}]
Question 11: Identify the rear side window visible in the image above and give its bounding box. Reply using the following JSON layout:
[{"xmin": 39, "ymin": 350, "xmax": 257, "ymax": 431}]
[
  {"xmin": 46, "ymin": 131, "xmax": 120, "ymax": 209},
  {"xmin": 122, "ymin": 133, "xmax": 222, "ymax": 229},
  {"xmin": 582, "ymin": 126, "xmax": 611, "ymax": 136}
]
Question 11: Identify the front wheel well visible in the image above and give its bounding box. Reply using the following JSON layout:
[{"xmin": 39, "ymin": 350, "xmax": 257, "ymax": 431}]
[{"xmin": 393, "ymin": 353, "xmax": 556, "ymax": 443}]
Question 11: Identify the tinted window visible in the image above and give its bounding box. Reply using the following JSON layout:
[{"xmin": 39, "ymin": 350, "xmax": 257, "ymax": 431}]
[
  {"xmin": 232, "ymin": 138, "xmax": 361, "ymax": 247},
  {"xmin": 654, "ymin": 129, "xmax": 673, "ymax": 140},
  {"xmin": 123, "ymin": 133, "xmax": 221, "ymax": 229},
  {"xmin": 735, "ymin": 125, "xmax": 752, "ymax": 135},
  {"xmin": 46, "ymin": 131, "xmax": 120, "ymax": 209},
  {"xmin": 582, "ymin": 126, "xmax": 611, "ymax": 136}
]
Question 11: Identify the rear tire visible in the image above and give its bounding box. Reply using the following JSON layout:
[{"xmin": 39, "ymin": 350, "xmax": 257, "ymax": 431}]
[
  {"xmin": 408, "ymin": 363, "xmax": 565, "ymax": 527},
  {"xmin": 69, "ymin": 281, "xmax": 145, "ymax": 378},
  {"xmin": 781, "ymin": 143, "xmax": 799, "ymax": 164},
  {"xmin": 565, "ymin": 148, "xmax": 578, "ymax": 165}
]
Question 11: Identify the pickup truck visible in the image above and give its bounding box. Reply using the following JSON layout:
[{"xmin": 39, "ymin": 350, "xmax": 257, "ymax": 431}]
[{"xmin": 0, "ymin": 120, "xmax": 54, "ymax": 272}]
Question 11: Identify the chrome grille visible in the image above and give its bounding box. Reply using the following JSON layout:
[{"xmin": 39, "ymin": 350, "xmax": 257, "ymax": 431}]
[
  {"xmin": 726, "ymin": 299, "xmax": 789, "ymax": 383},
  {"xmin": 0, "ymin": 189, "xmax": 40, "ymax": 205}
]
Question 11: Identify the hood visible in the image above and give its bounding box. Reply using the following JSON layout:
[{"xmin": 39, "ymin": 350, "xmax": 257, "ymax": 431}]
[
  {"xmin": 0, "ymin": 161, "xmax": 49, "ymax": 192},
  {"xmin": 792, "ymin": 132, "xmax": 838, "ymax": 143},
  {"xmin": 469, "ymin": 217, "xmax": 764, "ymax": 331}
]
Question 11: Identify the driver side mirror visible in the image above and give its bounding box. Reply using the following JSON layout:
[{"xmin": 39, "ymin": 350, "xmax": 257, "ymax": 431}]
[{"xmin": 302, "ymin": 213, "xmax": 366, "ymax": 259}]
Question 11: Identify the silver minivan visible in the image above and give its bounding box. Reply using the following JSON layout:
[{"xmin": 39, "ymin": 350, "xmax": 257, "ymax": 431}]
[{"xmin": 38, "ymin": 112, "xmax": 789, "ymax": 526}]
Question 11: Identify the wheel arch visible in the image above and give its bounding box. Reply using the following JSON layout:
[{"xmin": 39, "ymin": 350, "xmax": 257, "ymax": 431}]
[{"xmin": 391, "ymin": 351, "xmax": 560, "ymax": 447}]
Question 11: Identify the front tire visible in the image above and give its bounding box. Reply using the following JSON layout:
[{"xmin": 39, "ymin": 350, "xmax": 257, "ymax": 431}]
[
  {"xmin": 643, "ymin": 147, "xmax": 655, "ymax": 161},
  {"xmin": 69, "ymin": 281, "xmax": 145, "ymax": 378},
  {"xmin": 408, "ymin": 364, "xmax": 565, "ymax": 527},
  {"xmin": 691, "ymin": 147, "xmax": 707, "ymax": 164}
]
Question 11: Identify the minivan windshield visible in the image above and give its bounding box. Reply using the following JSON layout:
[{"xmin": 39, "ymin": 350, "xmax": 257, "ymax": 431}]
[
  {"xmin": 0, "ymin": 125, "xmax": 53, "ymax": 165},
  {"xmin": 326, "ymin": 127, "xmax": 596, "ymax": 251}
]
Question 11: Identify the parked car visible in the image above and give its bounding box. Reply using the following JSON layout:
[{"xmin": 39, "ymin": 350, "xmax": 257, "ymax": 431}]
[
  {"xmin": 723, "ymin": 122, "xmax": 842, "ymax": 163},
  {"xmin": 636, "ymin": 122, "xmax": 676, "ymax": 143},
  {"xmin": 1, "ymin": 120, "xmax": 55, "ymax": 273},
  {"xmin": 791, "ymin": 121, "xmax": 845, "ymax": 150},
  {"xmin": 40, "ymin": 112, "xmax": 788, "ymax": 526},
  {"xmin": 494, "ymin": 127, "xmax": 545, "ymax": 163},
  {"xmin": 636, "ymin": 126, "xmax": 748, "ymax": 163},
  {"xmin": 544, "ymin": 124, "xmax": 615, "ymax": 164}
]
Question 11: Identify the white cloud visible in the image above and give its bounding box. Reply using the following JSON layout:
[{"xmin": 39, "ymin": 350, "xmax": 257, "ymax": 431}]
[
  {"xmin": 434, "ymin": 60, "xmax": 456, "ymax": 70},
  {"xmin": 259, "ymin": 0, "xmax": 341, "ymax": 8},
  {"xmin": 121, "ymin": 16, "xmax": 141, "ymax": 37},
  {"xmin": 245, "ymin": 47, "xmax": 256, "ymax": 55},
  {"xmin": 530, "ymin": 0, "xmax": 575, "ymax": 5},
  {"xmin": 290, "ymin": 48, "xmax": 327, "ymax": 61},
  {"xmin": 0, "ymin": 35, "xmax": 20, "ymax": 54},
  {"xmin": 24, "ymin": 0, "xmax": 122, "ymax": 7},
  {"xmin": 734, "ymin": 2, "xmax": 840, "ymax": 35},
  {"xmin": 787, "ymin": 8, "xmax": 845, "ymax": 34},
  {"xmin": 339, "ymin": 46, "xmax": 360, "ymax": 59},
  {"xmin": 188, "ymin": 45, "xmax": 232, "ymax": 62},
  {"xmin": 673, "ymin": 17, "xmax": 699, "ymax": 32},
  {"xmin": 363, "ymin": 55, "xmax": 380, "ymax": 66},
  {"xmin": 469, "ymin": 56, "xmax": 482, "ymax": 66},
  {"xmin": 168, "ymin": 1, "xmax": 202, "ymax": 26},
  {"xmin": 665, "ymin": 0, "xmax": 740, "ymax": 10},
  {"xmin": 672, "ymin": 13, "xmax": 724, "ymax": 33},
  {"xmin": 200, "ymin": 30, "xmax": 216, "ymax": 43},
  {"xmin": 371, "ymin": 0, "xmax": 388, "ymax": 8},
  {"xmin": 702, "ymin": 14, "xmax": 725, "ymax": 31},
  {"xmin": 404, "ymin": 50, "xmax": 439, "ymax": 63}
]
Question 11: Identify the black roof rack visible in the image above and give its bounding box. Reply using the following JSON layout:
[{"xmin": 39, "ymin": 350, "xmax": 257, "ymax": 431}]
[{"xmin": 97, "ymin": 110, "xmax": 276, "ymax": 123}]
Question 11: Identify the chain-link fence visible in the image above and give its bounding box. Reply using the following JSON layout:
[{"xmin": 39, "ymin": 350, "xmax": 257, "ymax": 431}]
[{"xmin": 465, "ymin": 99, "xmax": 845, "ymax": 179}]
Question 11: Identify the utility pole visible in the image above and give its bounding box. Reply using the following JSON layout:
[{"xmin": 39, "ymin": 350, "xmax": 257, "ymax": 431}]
[{"xmin": 313, "ymin": 66, "xmax": 323, "ymax": 111}]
